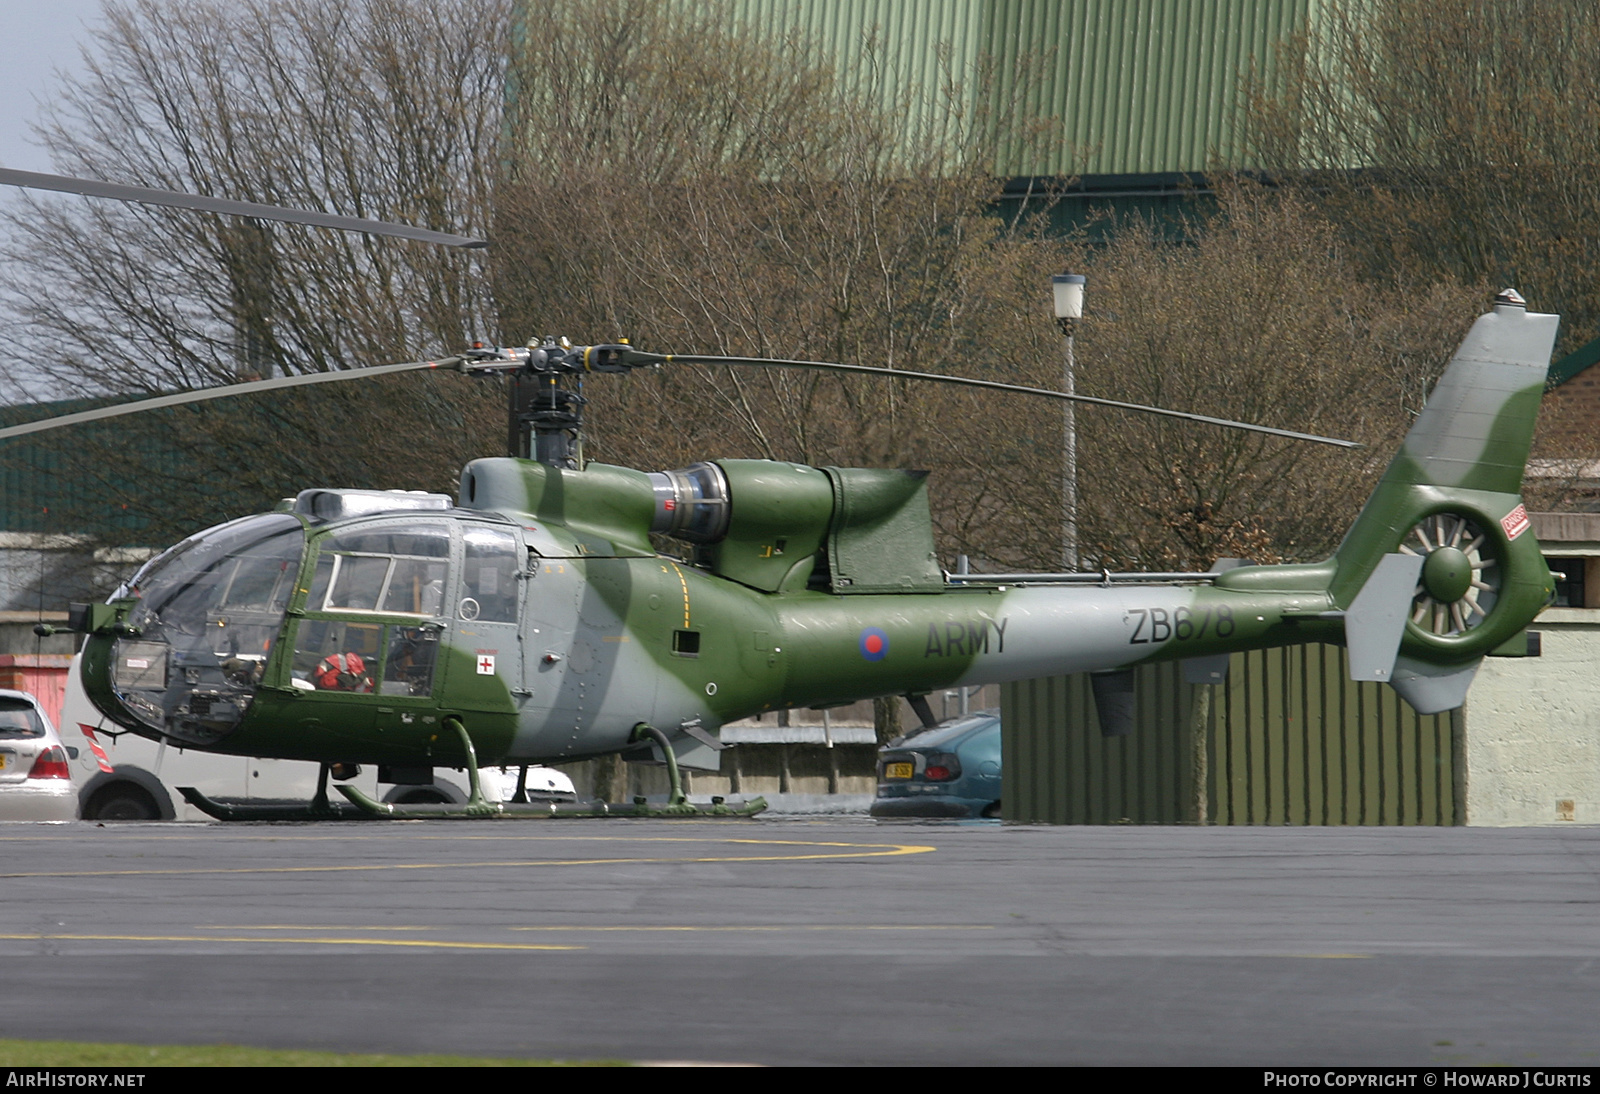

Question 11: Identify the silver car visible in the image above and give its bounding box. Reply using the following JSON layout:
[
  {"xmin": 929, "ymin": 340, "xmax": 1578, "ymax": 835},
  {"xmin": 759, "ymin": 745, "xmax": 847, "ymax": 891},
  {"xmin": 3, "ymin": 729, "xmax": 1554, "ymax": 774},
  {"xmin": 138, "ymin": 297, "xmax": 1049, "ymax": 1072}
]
[{"xmin": 0, "ymin": 689, "xmax": 77, "ymax": 821}]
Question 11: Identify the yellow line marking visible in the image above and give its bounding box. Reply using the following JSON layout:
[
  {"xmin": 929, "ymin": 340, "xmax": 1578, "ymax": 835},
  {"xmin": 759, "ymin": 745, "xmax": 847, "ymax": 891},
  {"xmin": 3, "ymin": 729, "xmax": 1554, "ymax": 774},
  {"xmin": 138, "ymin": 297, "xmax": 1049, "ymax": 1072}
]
[
  {"xmin": 200, "ymin": 925, "xmax": 437, "ymax": 931},
  {"xmin": 195, "ymin": 923, "xmax": 992, "ymax": 933},
  {"xmin": 0, "ymin": 834, "xmax": 906, "ymax": 845},
  {"xmin": 0, "ymin": 839, "xmax": 935, "ymax": 878},
  {"xmin": 0, "ymin": 835, "xmax": 928, "ymax": 849},
  {"xmin": 506, "ymin": 924, "xmax": 994, "ymax": 933},
  {"xmin": 666, "ymin": 560, "xmax": 691, "ymax": 627},
  {"xmin": 0, "ymin": 933, "xmax": 581, "ymax": 952}
]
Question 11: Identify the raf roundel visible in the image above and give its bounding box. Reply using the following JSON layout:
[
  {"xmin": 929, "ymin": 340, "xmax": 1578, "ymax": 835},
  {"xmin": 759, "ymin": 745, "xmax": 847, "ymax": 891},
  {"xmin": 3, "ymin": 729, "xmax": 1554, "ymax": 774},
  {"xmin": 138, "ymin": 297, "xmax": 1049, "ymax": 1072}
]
[{"xmin": 859, "ymin": 627, "xmax": 890, "ymax": 662}]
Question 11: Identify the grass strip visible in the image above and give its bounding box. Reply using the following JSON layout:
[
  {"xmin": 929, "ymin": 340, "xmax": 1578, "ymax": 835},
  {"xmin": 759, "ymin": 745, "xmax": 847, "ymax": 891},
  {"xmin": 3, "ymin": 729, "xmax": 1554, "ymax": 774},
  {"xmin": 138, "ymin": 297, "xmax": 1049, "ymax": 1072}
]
[{"xmin": 0, "ymin": 1039, "xmax": 626, "ymax": 1067}]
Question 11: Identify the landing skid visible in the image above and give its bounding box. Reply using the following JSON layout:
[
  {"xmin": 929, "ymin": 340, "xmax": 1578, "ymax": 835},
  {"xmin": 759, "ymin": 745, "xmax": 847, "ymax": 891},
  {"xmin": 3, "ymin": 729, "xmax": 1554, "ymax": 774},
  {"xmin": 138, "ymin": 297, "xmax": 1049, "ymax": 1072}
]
[
  {"xmin": 178, "ymin": 759, "xmax": 378, "ymax": 820},
  {"xmin": 179, "ymin": 784, "xmax": 767, "ymax": 821},
  {"xmin": 334, "ymin": 785, "xmax": 768, "ymax": 819},
  {"xmin": 181, "ymin": 720, "xmax": 768, "ymax": 821},
  {"xmin": 177, "ymin": 786, "xmax": 378, "ymax": 821}
]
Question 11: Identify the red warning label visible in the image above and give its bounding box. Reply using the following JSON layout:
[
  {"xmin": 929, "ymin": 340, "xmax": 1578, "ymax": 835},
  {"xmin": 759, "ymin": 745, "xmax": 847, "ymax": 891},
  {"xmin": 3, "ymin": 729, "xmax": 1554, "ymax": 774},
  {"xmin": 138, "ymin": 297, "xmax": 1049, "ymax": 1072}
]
[{"xmin": 1501, "ymin": 504, "xmax": 1530, "ymax": 540}]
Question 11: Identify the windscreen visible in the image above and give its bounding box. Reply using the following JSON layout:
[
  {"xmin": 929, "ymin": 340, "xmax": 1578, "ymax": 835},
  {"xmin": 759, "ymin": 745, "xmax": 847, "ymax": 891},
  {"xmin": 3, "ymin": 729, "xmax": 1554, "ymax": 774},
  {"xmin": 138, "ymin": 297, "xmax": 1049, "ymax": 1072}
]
[{"xmin": 113, "ymin": 513, "xmax": 305, "ymax": 744}]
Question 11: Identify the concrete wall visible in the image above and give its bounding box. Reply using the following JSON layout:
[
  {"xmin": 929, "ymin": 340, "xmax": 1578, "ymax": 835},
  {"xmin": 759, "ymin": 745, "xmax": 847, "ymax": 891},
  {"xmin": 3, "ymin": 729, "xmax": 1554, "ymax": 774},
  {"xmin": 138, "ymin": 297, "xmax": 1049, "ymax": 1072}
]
[
  {"xmin": 1463, "ymin": 611, "xmax": 1600, "ymax": 825},
  {"xmin": 0, "ymin": 537, "xmax": 153, "ymax": 612},
  {"xmin": 1458, "ymin": 512, "xmax": 1600, "ymax": 826},
  {"xmin": 552, "ymin": 731, "xmax": 878, "ymax": 802},
  {"xmin": 0, "ymin": 611, "xmax": 74, "ymax": 656}
]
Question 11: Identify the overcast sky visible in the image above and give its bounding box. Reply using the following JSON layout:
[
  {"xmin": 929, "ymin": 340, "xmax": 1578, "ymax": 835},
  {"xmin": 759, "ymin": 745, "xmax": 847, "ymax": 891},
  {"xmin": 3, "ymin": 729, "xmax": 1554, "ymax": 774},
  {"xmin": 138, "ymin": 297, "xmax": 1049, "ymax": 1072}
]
[
  {"xmin": 0, "ymin": 0, "xmax": 105, "ymax": 173},
  {"xmin": 0, "ymin": 2, "xmax": 103, "ymax": 399}
]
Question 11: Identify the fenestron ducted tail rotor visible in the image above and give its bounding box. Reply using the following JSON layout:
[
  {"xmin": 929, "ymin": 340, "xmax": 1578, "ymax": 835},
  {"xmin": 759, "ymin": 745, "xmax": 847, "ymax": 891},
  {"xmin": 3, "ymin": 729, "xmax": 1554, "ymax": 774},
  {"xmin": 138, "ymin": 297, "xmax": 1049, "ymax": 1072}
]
[{"xmin": 1398, "ymin": 513, "xmax": 1501, "ymax": 637}]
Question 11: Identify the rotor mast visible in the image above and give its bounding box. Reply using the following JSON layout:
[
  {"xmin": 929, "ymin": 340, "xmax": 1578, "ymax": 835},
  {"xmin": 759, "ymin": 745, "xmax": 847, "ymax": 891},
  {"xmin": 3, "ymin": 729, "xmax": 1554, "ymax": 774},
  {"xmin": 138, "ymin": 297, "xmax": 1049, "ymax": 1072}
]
[
  {"xmin": 464, "ymin": 339, "xmax": 653, "ymax": 468},
  {"xmin": 506, "ymin": 370, "xmax": 586, "ymax": 465}
]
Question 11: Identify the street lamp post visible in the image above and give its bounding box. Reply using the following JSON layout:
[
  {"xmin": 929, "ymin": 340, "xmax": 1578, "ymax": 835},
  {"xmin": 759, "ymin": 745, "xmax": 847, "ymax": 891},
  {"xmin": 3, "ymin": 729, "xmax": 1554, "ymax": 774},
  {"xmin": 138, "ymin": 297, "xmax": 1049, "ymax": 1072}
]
[{"xmin": 1052, "ymin": 272, "xmax": 1086, "ymax": 571}]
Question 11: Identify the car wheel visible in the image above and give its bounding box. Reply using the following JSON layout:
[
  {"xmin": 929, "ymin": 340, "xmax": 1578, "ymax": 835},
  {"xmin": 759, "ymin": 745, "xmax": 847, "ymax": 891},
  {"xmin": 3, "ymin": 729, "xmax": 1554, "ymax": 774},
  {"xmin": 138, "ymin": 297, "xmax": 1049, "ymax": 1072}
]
[
  {"xmin": 382, "ymin": 779, "xmax": 467, "ymax": 806},
  {"xmin": 388, "ymin": 788, "xmax": 450, "ymax": 805},
  {"xmin": 981, "ymin": 800, "xmax": 1002, "ymax": 819},
  {"xmin": 87, "ymin": 785, "xmax": 161, "ymax": 821}
]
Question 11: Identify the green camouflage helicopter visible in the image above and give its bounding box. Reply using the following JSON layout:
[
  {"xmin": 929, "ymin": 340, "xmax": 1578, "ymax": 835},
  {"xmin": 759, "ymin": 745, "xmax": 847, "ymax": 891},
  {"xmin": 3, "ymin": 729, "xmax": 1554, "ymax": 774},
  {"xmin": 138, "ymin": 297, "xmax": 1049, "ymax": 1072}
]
[{"xmin": 0, "ymin": 171, "xmax": 1560, "ymax": 820}]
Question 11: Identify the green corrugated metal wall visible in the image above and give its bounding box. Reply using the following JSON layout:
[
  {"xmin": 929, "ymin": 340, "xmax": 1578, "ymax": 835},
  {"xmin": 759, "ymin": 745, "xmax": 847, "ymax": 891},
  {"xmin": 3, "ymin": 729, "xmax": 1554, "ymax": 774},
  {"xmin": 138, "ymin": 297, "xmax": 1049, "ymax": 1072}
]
[
  {"xmin": 0, "ymin": 398, "xmax": 192, "ymax": 538},
  {"xmin": 1004, "ymin": 659, "xmax": 1196, "ymax": 824},
  {"xmin": 716, "ymin": 0, "xmax": 987, "ymax": 153},
  {"xmin": 988, "ymin": 0, "xmax": 1310, "ymax": 174},
  {"xmin": 1001, "ymin": 643, "xmax": 1459, "ymax": 825},
  {"xmin": 1210, "ymin": 644, "xmax": 1457, "ymax": 825},
  {"xmin": 0, "ymin": 398, "xmax": 146, "ymax": 536},
  {"xmin": 716, "ymin": 0, "xmax": 1312, "ymax": 175}
]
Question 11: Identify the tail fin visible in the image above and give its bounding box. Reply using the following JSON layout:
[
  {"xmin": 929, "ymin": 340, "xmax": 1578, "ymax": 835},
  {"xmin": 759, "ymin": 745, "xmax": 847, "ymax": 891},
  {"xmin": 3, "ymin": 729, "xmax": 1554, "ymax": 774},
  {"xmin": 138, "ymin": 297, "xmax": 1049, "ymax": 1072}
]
[{"xmin": 1333, "ymin": 292, "xmax": 1558, "ymax": 711}]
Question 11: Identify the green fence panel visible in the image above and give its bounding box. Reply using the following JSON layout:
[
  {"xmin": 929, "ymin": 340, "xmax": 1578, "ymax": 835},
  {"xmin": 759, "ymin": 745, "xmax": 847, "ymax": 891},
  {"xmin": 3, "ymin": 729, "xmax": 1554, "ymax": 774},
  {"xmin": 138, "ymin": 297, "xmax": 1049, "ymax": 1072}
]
[{"xmin": 1002, "ymin": 644, "xmax": 1457, "ymax": 825}]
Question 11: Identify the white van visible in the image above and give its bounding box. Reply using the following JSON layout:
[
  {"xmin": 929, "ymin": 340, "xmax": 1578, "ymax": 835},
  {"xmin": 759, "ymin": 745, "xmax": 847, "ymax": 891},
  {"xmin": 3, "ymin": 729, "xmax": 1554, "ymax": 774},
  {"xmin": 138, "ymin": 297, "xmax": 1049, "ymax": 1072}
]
[{"xmin": 59, "ymin": 652, "xmax": 574, "ymax": 820}]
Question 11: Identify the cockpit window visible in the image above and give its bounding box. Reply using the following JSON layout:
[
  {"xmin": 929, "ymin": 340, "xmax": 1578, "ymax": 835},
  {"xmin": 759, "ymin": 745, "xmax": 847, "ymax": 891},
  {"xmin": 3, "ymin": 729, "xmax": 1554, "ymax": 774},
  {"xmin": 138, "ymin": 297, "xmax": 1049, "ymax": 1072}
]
[
  {"xmin": 292, "ymin": 620, "xmax": 381, "ymax": 691},
  {"xmin": 461, "ymin": 526, "xmax": 520, "ymax": 622},
  {"xmin": 307, "ymin": 524, "xmax": 451, "ymax": 616},
  {"xmin": 290, "ymin": 619, "xmax": 438, "ymax": 697}
]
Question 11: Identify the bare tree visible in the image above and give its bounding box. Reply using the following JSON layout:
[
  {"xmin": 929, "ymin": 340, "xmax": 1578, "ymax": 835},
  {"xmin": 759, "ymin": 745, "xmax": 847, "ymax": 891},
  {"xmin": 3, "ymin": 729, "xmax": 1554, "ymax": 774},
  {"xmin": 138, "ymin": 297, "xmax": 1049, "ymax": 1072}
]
[
  {"xmin": 1068, "ymin": 185, "xmax": 1482, "ymax": 569},
  {"xmin": 498, "ymin": 3, "xmax": 1485, "ymax": 570},
  {"xmin": 1249, "ymin": 0, "xmax": 1600, "ymax": 348},
  {"xmin": 498, "ymin": 0, "xmax": 1067, "ymax": 570},
  {"xmin": 0, "ymin": 0, "xmax": 510, "ymax": 542},
  {"xmin": 3, "ymin": 0, "xmax": 1468, "ymax": 576},
  {"xmin": 1246, "ymin": 0, "xmax": 1600, "ymax": 514}
]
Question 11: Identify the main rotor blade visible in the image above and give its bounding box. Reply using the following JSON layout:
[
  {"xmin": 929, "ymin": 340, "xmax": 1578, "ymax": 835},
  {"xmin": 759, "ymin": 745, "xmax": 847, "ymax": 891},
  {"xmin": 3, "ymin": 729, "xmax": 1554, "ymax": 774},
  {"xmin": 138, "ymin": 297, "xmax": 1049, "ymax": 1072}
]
[
  {"xmin": 0, "ymin": 357, "xmax": 464, "ymax": 442},
  {"xmin": 0, "ymin": 168, "xmax": 487, "ymax": 249},
  {"xmin": 655, "ymin": 354, "xmax": 1361, "ymax": 449}
]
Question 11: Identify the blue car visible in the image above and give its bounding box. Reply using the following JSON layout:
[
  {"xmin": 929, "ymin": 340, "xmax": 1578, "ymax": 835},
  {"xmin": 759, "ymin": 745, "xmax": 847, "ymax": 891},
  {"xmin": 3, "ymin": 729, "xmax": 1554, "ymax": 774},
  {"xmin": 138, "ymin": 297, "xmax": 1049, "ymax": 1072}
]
[{"xmin": 869, "ymin": 711, "xmax": 1002, "ymax": 819}]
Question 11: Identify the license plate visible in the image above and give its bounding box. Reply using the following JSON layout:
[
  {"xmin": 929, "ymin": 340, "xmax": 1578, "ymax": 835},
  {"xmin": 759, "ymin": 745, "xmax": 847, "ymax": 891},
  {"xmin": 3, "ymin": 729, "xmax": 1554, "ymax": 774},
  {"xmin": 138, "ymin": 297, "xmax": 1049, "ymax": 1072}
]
[{"xmin": 885, "ymin": 762, "xmax": 913, "ymax": 780}]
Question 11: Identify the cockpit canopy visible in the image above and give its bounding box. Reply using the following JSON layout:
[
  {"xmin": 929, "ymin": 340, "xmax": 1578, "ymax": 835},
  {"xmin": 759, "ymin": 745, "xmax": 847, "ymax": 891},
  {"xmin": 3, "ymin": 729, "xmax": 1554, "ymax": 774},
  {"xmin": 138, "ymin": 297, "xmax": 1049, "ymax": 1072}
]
[{"xmin": 106, "ymin": 509, "xmax": 525, "ymax": 747}]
